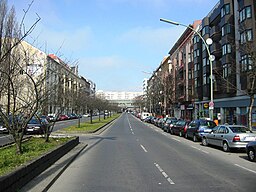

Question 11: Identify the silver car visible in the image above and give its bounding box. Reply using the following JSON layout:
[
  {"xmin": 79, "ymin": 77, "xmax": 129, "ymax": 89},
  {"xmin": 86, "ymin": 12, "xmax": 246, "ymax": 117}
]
[{"xmin": 202, "ymin": 125, "xmax": 256, "ymax": 152}]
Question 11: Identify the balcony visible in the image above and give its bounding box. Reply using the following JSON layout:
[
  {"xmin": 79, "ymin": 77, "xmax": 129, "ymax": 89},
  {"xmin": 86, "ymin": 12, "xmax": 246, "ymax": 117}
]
[
  {"xmin": 210, "ymin": 42, "xmax": 222, "ymax": 59},
  {"xmin": 212, "ymin": 60, "xmax": 221, "ymax": 71},
  {"xmin": 209, "ymin": 25, "xmax": 221, "ymax": 41}
]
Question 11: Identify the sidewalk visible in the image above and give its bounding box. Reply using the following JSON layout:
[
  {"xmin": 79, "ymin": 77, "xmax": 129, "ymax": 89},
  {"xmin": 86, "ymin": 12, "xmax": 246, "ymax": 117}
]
[{"xmin": 20, "ymin": 141, "xmax": 88, "ymax": 192}]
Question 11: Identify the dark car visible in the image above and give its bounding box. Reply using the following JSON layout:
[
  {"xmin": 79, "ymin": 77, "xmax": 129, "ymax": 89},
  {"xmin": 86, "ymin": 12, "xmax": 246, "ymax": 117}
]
[
  {"xmin": 246, "ymin": 141, "xmax": 256, "ymax": 162},
  {"xmin": 163, "ymin": 119, "xmax": 178, "ymax": 133},
  {"xmin": 144, "ymin": 116, "xmax": 154, "ymax": 123},
  {"xmin": 185, "ymin": 119, "xmax": 216, "ymax": 142},
  {"xmin": 26, "ymin": 118, "xmax": 50, "ymax": 134},
  {"xmin": 171, "ymin": 119, "xmax": 190, "ymax": 136}
]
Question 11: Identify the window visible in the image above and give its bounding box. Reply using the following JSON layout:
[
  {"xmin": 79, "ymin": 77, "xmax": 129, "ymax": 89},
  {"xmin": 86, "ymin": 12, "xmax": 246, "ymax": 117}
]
[
  {"xmin": 188, "ymin": 69, "xmax": 192, "ymax": 80},
  {"xmin": 240, "ymin": 29, "xmax": 253, "ymax": 44},
  {"xmin": 203, "ymin": 74, "xmax": 207, "ymax": 85},
  {"xmin": 193, "ymin": 36, "xmax": 199, "ymax": 44},
  {"xmin": 223, "ymin": 64, "xmax": 231, "ymax": 78},
  {"xmin": 194, "ymin": 77, "xmax": 198, "ymax": 88},
  {"xmin": 202, "ymin": 43, "xmax": 206, "ymax": 51},
  {"xmin": 222, "ymin": 44, "xmax": 231, "ymax": 55},
  {"xmin": 194, "ymin": 63, "xmax": 199, "ymax": 71},
  {"xmin": 203, "ymin": 58, "xmax": 209, "ymax": 66},
  {"xmin": 202, "ymin": 27, "xmax": 208, "ymax": 36},
  {"xmin": 241, "ymin": 55, "xmax": 252, "ymax": 72},
  {"xmin": 221, "ymin": 24, "xmax": 231, "ymax": 36},
  {"xmin": 194, "ymin": 49, "xmax": 200, "ymax": 58},
  {"xmin": 239, "ymin": 6, "xmax": 252, "ymax": 22},
  {"xmin": 221, "ymin": 4, "xmax": 230, "ymax": 17}
]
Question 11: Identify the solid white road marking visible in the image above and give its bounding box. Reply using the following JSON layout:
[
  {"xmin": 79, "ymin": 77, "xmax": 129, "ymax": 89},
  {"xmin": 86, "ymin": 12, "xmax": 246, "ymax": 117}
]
[
  {"xmin": 140, "ymin": 144, "xmax": 148, "ymax": 152},
  {"xmin": 171, "ymin": 137, "xmax": 181, "ymax": 142},
  {"xmin": 191, "ymin": 146, "xmax": 209, "ymax": 154},
  {"xmin": 234, "ymin": 164, "xmax": 256, "ymax": 174},
  {"xmin": 154, "ymin": 163, "xmax": 175, "ymax": 185}
]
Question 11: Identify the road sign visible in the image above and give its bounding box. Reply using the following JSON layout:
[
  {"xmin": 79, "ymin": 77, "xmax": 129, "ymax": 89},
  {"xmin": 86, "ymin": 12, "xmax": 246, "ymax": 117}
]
[
  {"xmin": 209, "ymin": 101, "xmax": 214, "ymax": 107},
  {"xmin": 203, "ymin": 103, "xmax": 209, "ymax": 109}
]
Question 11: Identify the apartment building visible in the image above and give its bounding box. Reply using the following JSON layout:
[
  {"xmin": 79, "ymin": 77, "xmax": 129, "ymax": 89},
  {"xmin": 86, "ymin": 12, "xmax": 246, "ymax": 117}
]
[
  {"xmin": 194, "ymin": 0, "xmax": 256, "ymax": 125},
  {"xmin": 147, "ymin": 0, "xmax": 256, "ymax": 126},
  {"xmin": 0, "ymin": 40, "xmax": 95, "ymax": 116},
  {"xmin": 168, "ymin": 21, "xmax": 201, "ymax": 120},
  {"xmin": 46, "ymin": 54, "xmax": 93, "ymax": 115}
]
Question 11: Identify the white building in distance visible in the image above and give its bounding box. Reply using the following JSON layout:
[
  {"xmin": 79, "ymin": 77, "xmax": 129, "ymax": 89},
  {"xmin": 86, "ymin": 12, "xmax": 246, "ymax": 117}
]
[{"xmin": 96, "ymin": 90, "xmax": 143, "ymax": 110}]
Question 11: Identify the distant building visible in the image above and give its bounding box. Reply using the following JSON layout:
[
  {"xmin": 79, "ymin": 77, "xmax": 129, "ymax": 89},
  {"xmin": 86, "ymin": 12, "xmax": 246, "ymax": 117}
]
[{"xmin": 96, "ymin": 90, "xmax": 143, "ymax": 109}]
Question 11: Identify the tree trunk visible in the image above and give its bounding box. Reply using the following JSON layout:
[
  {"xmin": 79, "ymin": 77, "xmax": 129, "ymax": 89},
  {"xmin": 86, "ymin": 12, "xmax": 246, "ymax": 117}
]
[
  {"xmin": 248, "ymin": 95, "xmax": 254, "ymax": 131},
  {"xmin": 15, "ymin": 136, "xmax": 23, "ymax": 154},
  {"xmin": 98, "ymin": 110, "xmax": 101, "ymax": 121},
  {"xmin": 90, "ymin": 110, "xmax": 93, "ymax": 124}
]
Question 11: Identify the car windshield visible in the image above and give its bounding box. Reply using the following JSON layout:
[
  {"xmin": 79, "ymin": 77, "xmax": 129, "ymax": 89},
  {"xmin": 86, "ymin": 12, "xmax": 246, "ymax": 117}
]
[
  {"xmin": 167, "ymin": 119, "xmax": 177, "ymax": 124},
  {"xmin": 229, "ymin": 126, "xmax": 249, "ymax": 133},
  {"xmin": 179, "ymin": 121, "xmax": 187, "ymax": 126},
  {"xmin": 29, "ymin": 119, "xmax": 41, "ymax": 124},
  {"xmin": 201, "ymin": 121, "xmax": 216, "ymax": 128}
]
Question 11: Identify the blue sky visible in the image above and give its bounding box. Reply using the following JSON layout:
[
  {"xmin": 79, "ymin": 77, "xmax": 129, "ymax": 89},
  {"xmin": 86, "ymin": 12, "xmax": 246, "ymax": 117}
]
[{"xmin": 9, "ymin": 0, "xmax": 219, "ymax": 92}]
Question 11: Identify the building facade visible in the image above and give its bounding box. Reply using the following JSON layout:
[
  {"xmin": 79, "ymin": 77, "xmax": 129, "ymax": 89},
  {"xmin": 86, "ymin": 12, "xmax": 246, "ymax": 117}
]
[
  {"xmin": 146, "ymin": 0, "xmax": 256, "ymax": 126},
  {"xmin": 194, "ymin": 0, "xmax": 256, "ymax": 125}
]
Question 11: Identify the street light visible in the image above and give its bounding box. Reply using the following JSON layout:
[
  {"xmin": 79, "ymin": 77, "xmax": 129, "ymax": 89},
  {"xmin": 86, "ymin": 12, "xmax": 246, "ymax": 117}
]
[{"xmin": 160, "ymin": 18, "xmax": 214, "ymax": 120}]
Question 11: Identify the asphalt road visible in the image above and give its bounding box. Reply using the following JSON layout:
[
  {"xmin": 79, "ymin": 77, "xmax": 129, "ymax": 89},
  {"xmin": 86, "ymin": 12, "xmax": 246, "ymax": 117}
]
[{"xmin": 45, "ymin": 113, "xmax": 256, "ymax": 192}]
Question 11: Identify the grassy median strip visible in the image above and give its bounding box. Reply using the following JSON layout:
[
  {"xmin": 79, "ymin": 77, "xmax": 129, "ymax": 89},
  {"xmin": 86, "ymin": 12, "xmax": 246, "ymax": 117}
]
[
  {"xmin": 0, "ymin": 137, "xmax": 73, "ymax": 176},
  {"xmin": 62, "ymin": 114, "xmax": 120, "ymax": 133},
  {"xmin": 0, "ymin": 114, "xmax": 120, "ymax": 176}
]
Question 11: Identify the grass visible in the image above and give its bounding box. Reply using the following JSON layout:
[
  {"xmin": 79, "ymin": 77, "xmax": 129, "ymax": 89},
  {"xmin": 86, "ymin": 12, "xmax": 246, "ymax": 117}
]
[
  {"xmin": 0, "ymin": 137, "xmax": 73, "ymax": 176},
  {"xmin": 61, "ymin": 114, "xmax": 120, "ymax": 133}
]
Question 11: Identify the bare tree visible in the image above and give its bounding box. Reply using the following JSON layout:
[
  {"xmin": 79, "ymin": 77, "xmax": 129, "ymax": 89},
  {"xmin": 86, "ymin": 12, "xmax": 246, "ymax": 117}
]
[{"xmin": 0, "ymin": 0, "xmax": 42, "ymax": 154}]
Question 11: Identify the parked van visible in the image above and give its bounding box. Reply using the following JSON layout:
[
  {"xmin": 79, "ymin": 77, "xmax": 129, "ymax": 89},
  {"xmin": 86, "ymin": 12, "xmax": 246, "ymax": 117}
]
[{"xmin": 141, "ymin": 112, "xmax": 150, "ymax": 121}]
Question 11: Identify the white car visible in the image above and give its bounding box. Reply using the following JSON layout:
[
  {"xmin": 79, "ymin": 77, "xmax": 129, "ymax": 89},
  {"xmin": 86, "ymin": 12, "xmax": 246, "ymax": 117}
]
[{"xmin": 0, "ymin": 124, "xmax": 8, "ymax": 134}]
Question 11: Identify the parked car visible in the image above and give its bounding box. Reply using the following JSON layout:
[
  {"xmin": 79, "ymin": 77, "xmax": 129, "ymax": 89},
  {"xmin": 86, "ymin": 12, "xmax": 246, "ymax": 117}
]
[
  {"xmin": 202, "ymin": 125, "xmax": 256, "ymax": 152},
  {"xmin": 171, "ymin": 119, "xmax": 190, "ymax": 136},
  {"xmin": 0, "ymin": 119, "xmax": 8, "ymax": 134},
  {"xmin": 25, "ymin": 118, "xmax": 50, "ymax": 134},
  {"xmin": 163, "ymin": 119, "xmax": 178, "ymax": 133},
  {"xmin": 67, "ymin": 113, "xmax": 79, "ymax": 119},
  {"xmin": 47, "ymin": 114, "xmax": 57, "ymax": 122},
  {"xmin": 141, "ymin": 112, "xmax": 150, "ymax": 121},
  {"xmin": 144, "ymin": 116, "xmax": 153, "ymax": 123},
  {"xmin": 58, "ymin": 114, "xmax": 69, "ymax": 121},
  {"xmin": 185, "ymin": 119, "xmax": 216, "ymax": 142},
  {"xmin": 246, "ymin": 141, "xmax": 256, "ymax": 162},
  {"xmin": 157, "ymin": 118, "xmax": 166, "ymax": 129}
]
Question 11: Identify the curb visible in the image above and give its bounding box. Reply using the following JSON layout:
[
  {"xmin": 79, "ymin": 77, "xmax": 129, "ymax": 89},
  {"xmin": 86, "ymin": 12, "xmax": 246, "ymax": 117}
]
[{"xmin": 0, "ymin": 137, "xmax": 79, "ymax": 192}]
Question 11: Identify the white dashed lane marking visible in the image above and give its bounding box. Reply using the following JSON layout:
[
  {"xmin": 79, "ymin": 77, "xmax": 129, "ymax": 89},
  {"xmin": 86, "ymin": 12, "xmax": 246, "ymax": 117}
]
[{"xmin": 154, "ymin": 163, "xmax": 175, "ymax": 185}]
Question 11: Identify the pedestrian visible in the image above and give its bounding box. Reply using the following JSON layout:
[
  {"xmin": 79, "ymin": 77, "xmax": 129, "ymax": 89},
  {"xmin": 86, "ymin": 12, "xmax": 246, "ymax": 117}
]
[{"xmin": 214, "ymin": 117, "xmax": 218, "ymax": 126}]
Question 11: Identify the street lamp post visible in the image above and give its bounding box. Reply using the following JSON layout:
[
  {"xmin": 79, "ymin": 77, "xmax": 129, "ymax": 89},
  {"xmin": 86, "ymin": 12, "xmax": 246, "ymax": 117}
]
[{"xmin": 160, "ymin": 18, "xmax": 214, "ymax": 120}]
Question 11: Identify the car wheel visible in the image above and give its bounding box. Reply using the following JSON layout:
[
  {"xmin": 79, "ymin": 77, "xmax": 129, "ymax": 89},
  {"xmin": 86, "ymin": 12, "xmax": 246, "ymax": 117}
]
[
  {"xmin": 248, "ymin": 148, "xmax": 256, "ymax": 162},
  {"xmin": 223, "ymin": 142, "xmax": 230, "ymax": 152},
  {"xmin": 193, "ymin": 135, "xmax": 198, "ymax": 142},
  {"xmin": 179, "ymin": 131, "xmax": 182, "ymax": 137},
  {"xmin": 202, "ymin": 137, "xmax": 208, "ymax": 146}
]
